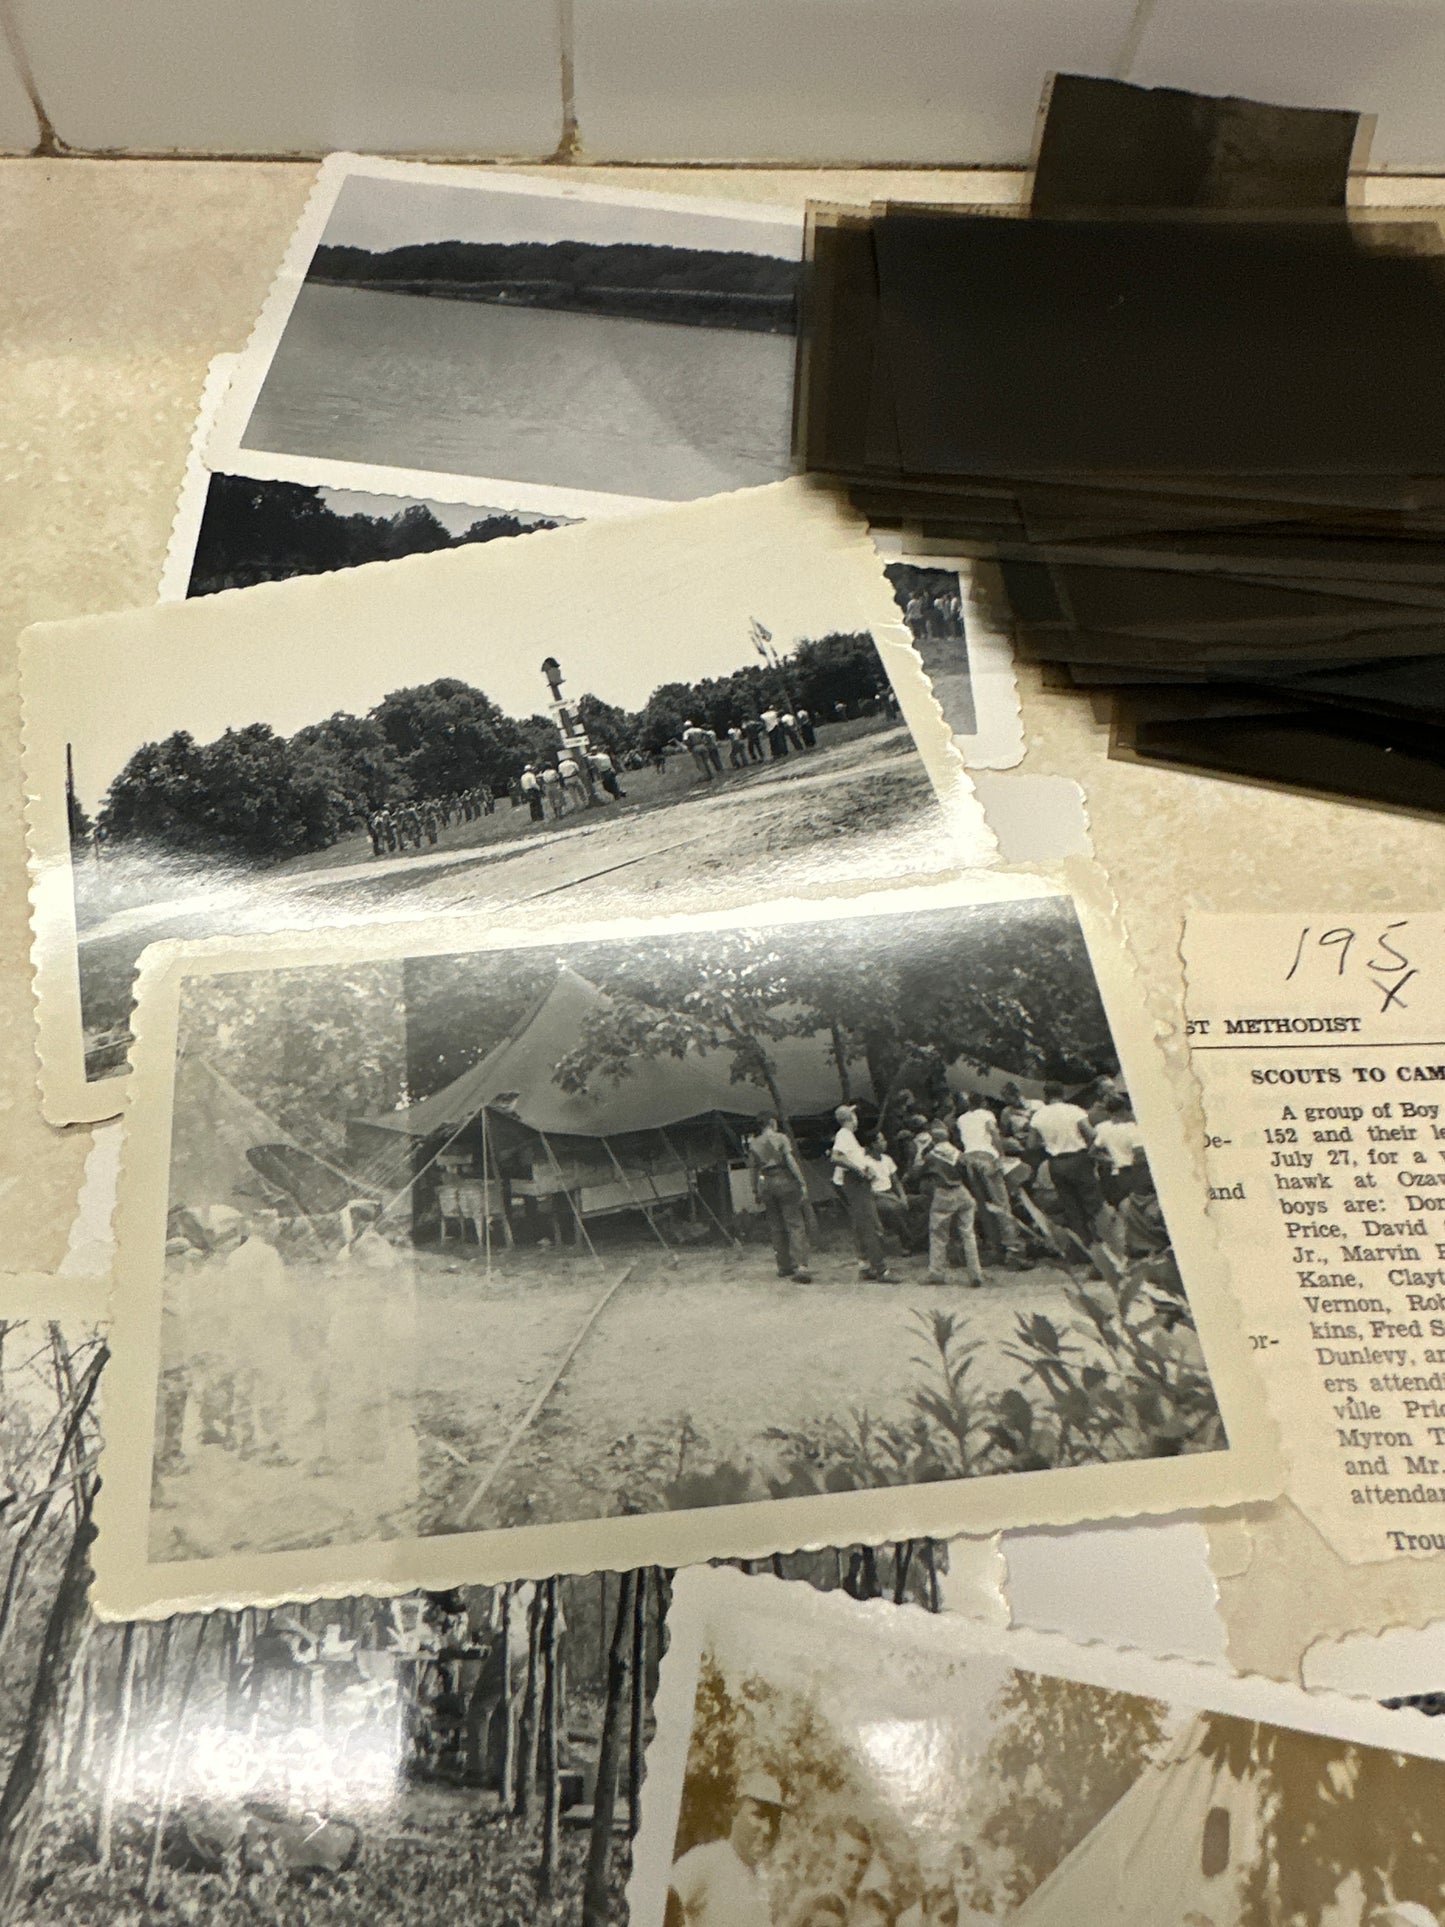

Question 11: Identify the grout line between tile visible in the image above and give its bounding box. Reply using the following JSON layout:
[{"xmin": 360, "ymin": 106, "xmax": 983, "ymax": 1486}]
[
  {"xmin": 0, "ymin": 0, "xmax": 58, "ymax": 154},
  {"xmin": 1111, "ymin": 0, "xmax": 1160, "ymax": 80},
  {"xmin": 555, "ymin": 0, "xmax": 580, "ymax": 161}
]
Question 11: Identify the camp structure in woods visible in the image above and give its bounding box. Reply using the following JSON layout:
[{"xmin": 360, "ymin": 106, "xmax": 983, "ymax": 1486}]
[
  {"xmin": 347, "ymin": 964, "xmax": 881, "ymax": 1255},
  {"xmin": 0, "ymin": 1471, "xmax": 945, "ymax": 1927},
  {"xmin": 116, "ymin": 885, "xmax": 1229, "ymax": 1584}
]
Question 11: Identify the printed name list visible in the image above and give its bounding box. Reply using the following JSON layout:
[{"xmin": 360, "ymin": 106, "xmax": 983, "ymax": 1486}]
[{"xmin": 1183, "ymin": 911, "xmax": 1445, "ymax": 1563}]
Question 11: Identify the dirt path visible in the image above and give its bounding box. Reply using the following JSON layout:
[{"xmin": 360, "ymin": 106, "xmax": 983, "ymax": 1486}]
[
  {"xmin": 416, "ymin": 1242, "xmax": 1096, "ymax": 1535},
  {"xmin": 150, "ymin": 1238, "xmax": 1106, "ymax": 1561}
]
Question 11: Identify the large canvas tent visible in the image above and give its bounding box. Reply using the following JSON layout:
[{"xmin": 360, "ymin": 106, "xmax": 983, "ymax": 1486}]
[
  {"xmin": 364, "ymin": 968, "xmax": 868, "ymax": 1143},
  {"xmin": 353, "ymin": 967, "xmax": 873, "ymax": 1241},
  {"xmin": 170, "ymin": 1053, "xmax": 372, "ymax": 1223},
  {"xmin": 1011, "ymin": 1715, "xmax": 1272, "ymax": 1927}
]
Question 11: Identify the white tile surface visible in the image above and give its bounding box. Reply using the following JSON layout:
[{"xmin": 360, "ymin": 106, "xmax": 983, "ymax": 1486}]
[
  {"xmin": 1130, "ymin": 0, "xmax": 1445, "ymax": 172},
  {"xmin": 0, "ymin": 28, "xmax": 39, "ymax": 151},
  {"xmin": 13, "ymin": 0, "xmax": 562, "ymax": 156},
  {"xmin": 572, "ymin": 0, "xmax": 1141, "ymax": 164}
]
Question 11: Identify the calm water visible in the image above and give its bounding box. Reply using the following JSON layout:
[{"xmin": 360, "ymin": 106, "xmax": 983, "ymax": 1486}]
[{"xmin": 244, "ymin": 282, "xmax": 798, "ymax": 499}]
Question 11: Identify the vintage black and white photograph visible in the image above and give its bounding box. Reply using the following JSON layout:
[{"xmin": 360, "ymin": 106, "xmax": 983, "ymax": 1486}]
[
  {"xmin": 0, "ymin": 1543, "xmax": 955, "ymax": 1927},
  {"xmin": 874, "ymin": 543, "xmax": 1024, "ymax": 773},
  {"xmin": 184, "ymin": 474, "xmax": 570, "ymax": 599},
  {"xmin": 204, "ymin": 158, "xmax": 805, "ymax": 518},
  {"xmin": 26, "ymin": 480, "xmax": 971, "ymax": 1125},
  {"xmin": 92, "ymin": 876, "xmax": 1271, "ymax": 1615},
  {"xmin": 0, "ymin": 1312, "xmax": 965, "ymax": 1925},
  {"xmin": 635, "ymin": 1569, "xmax": 1445, "ymax": 1927}
]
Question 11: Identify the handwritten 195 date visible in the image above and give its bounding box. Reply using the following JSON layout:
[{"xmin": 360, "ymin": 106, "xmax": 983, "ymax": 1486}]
[{"xmin": 1284, "ymin": 921, "xmax": 1419, "ymax": 1013}]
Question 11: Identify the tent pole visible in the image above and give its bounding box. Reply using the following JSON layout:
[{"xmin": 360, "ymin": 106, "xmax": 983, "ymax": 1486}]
[
  {"xmin": 376, "ymin": 1105, "xmax": 488, "ymax": 1232},
  {"xmin": 656, "ymin": 1125, "xmax": 740, "ymax": 1249},
  {"xmin": 598, "ymin": 1136, "xmax": 677, "ymax": 1267},
  {"xmin": 536, "ymin": 1129, "xmax": 603, "ymax": 1268},
  {"xmin": 481, "ymin": 1106, "xmax": 493, "ymax": 1285}
]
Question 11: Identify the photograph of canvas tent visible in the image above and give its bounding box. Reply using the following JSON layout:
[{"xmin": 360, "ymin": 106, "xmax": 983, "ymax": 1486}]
[
  {"xmin": 350, "ymin": 965, "xmax": 875, "ymax": 1254},
  {"xmin": 651, "ymin": 1573, "xmax": 1445, "ymax": 1927},
  {"xmin": 141, "ymin": 889, "xmax": 1227, "ymax": 1569}
]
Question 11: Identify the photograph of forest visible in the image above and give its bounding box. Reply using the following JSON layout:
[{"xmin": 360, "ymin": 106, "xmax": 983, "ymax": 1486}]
[
  {"xmin": 186, "ymin": 476, "xmax": 566, "ymax": 598},
  {"xmin": 0, "ymin": 1324, "xmax": 946, "ymax": 1926}
]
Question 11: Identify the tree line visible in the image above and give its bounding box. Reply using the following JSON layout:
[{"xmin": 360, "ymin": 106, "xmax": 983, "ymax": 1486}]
[
  {"xmin": 85, "ymin": 633, "xmax": 888, "ymax": 864},
  {"xmin": 309, "ymin": 237, "xmax": 799, "ymax": 334},
  {"xmin": 189, "ymin": 474, "xmax": 560, "ymax": 598}
]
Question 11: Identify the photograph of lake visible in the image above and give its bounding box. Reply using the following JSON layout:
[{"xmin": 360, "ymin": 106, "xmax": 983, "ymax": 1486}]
[{"xmin": 236, "ymin": 169, "xmax": 805, "ymax": 505}]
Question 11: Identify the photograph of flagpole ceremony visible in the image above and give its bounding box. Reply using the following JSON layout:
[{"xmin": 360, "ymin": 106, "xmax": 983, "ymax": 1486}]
[
  {"xmin": 32, "ymin": 485, "xmax": 961, "ymax": 1103},
  {"xmin": 135, "ymin": 884, "xmax": 1225, "ymax": 1575}
]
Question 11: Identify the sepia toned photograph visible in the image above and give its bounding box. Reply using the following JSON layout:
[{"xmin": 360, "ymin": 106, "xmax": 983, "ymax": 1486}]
[
  {"xmin": 635, "ymin": 1568, "xmax": 1445, "ymax": 1927},
  {"xmin": 204, "ymin": 157, "xmax": 805, "ymax": 518},
  {"xmin": 26, "ymin": 480, "xmax": 970, "ymax": 1125},
  {"xmin": 92, "ymin": 876, "xmax": 1273, "ymax": 1616}
]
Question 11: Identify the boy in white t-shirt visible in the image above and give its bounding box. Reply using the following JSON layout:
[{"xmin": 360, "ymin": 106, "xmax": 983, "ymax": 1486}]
[
  {"xmin": 953, "ymin": 1093, "xmax": 1025, "ymax": 1261},
  {"xmin": 1029, "ymin": 1082, "xmax": 1104, "ymax": 1251},
  {"xmin": 1092, "ymin": 1094, "xmax": 1145, "ymax": 1205}
]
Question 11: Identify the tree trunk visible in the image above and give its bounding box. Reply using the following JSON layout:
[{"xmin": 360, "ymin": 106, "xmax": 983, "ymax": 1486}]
[
  {"xmin": 515, "ymin": 1585, "xmax": 544, "ymax": 1822},
  {"xmin": 892, "ymin": 1542, "xmax": 913, "ymax": 1606},
  {"xmin": 865, "ymin": 1031, "xmax": 908, "ymax": 1117},
  {"xmin": 628, "ymin": 1569, "xmax": 648, "ymax": 1838},
  {"xmin": 922, "ymin": 1540, "xmax": 941, "ymax": 1612},
  {"xmin": 0, "ymin": 1345, "xmax": 106, "ymax": 1654},
  {"xmin": 96, "ymin": 1620, "xmax": 141, "ymax": 1867},
  {"xmin": 147, "ymin": 1616, "xmax": 175, "ymax": 1714},
  {"xmin": 500, "ymin": 1585, "xmax": 517, "ymax": 1809},
  {"xmin": 56, "ymin": 1620, "xmax": 94, "ymax": 1791},
  {"xmin": 583, "ymin": 1570, "xmax": 635, "ymax": 1927},
  {"xmin": 538, "ymin": 1581, "xmax": 560, "ymax": 1898},
  {"xmin": 224, "ymin": 1611, "xmax": 246, "ymax": 1727},
  {"xmin": 829, "ymin": 1022, "xmax": 853, "ymax": 1104},
  {"xmin": 652, "ymin": 1569, "xmax": 672, "ymax": 1681},
  {"xmin": 0, "ymin": 1501, "xmax": 96, "ymax": 1918},
  {"xmin": 144, "ymin": 1616, "xmax": 211, "ymax": 1899},
  {"xmin": 858, "ymin": 1546, "xmax": 880, "ymax": 1599}
]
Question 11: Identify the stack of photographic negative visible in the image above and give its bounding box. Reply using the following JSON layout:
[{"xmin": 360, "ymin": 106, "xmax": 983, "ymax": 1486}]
[
  {"xmin": 797, "ymin": 73, "xmax": 1445, "ymax": 815},
  {"xmin": 7, "ymin": 128, "xmax": 1445, "ymax": 1927}
]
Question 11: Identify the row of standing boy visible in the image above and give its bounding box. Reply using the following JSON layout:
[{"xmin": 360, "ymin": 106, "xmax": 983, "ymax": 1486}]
[{"xmin": 747, "ymin": 1081, "xmax": 1151, "ymax": 1288}]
